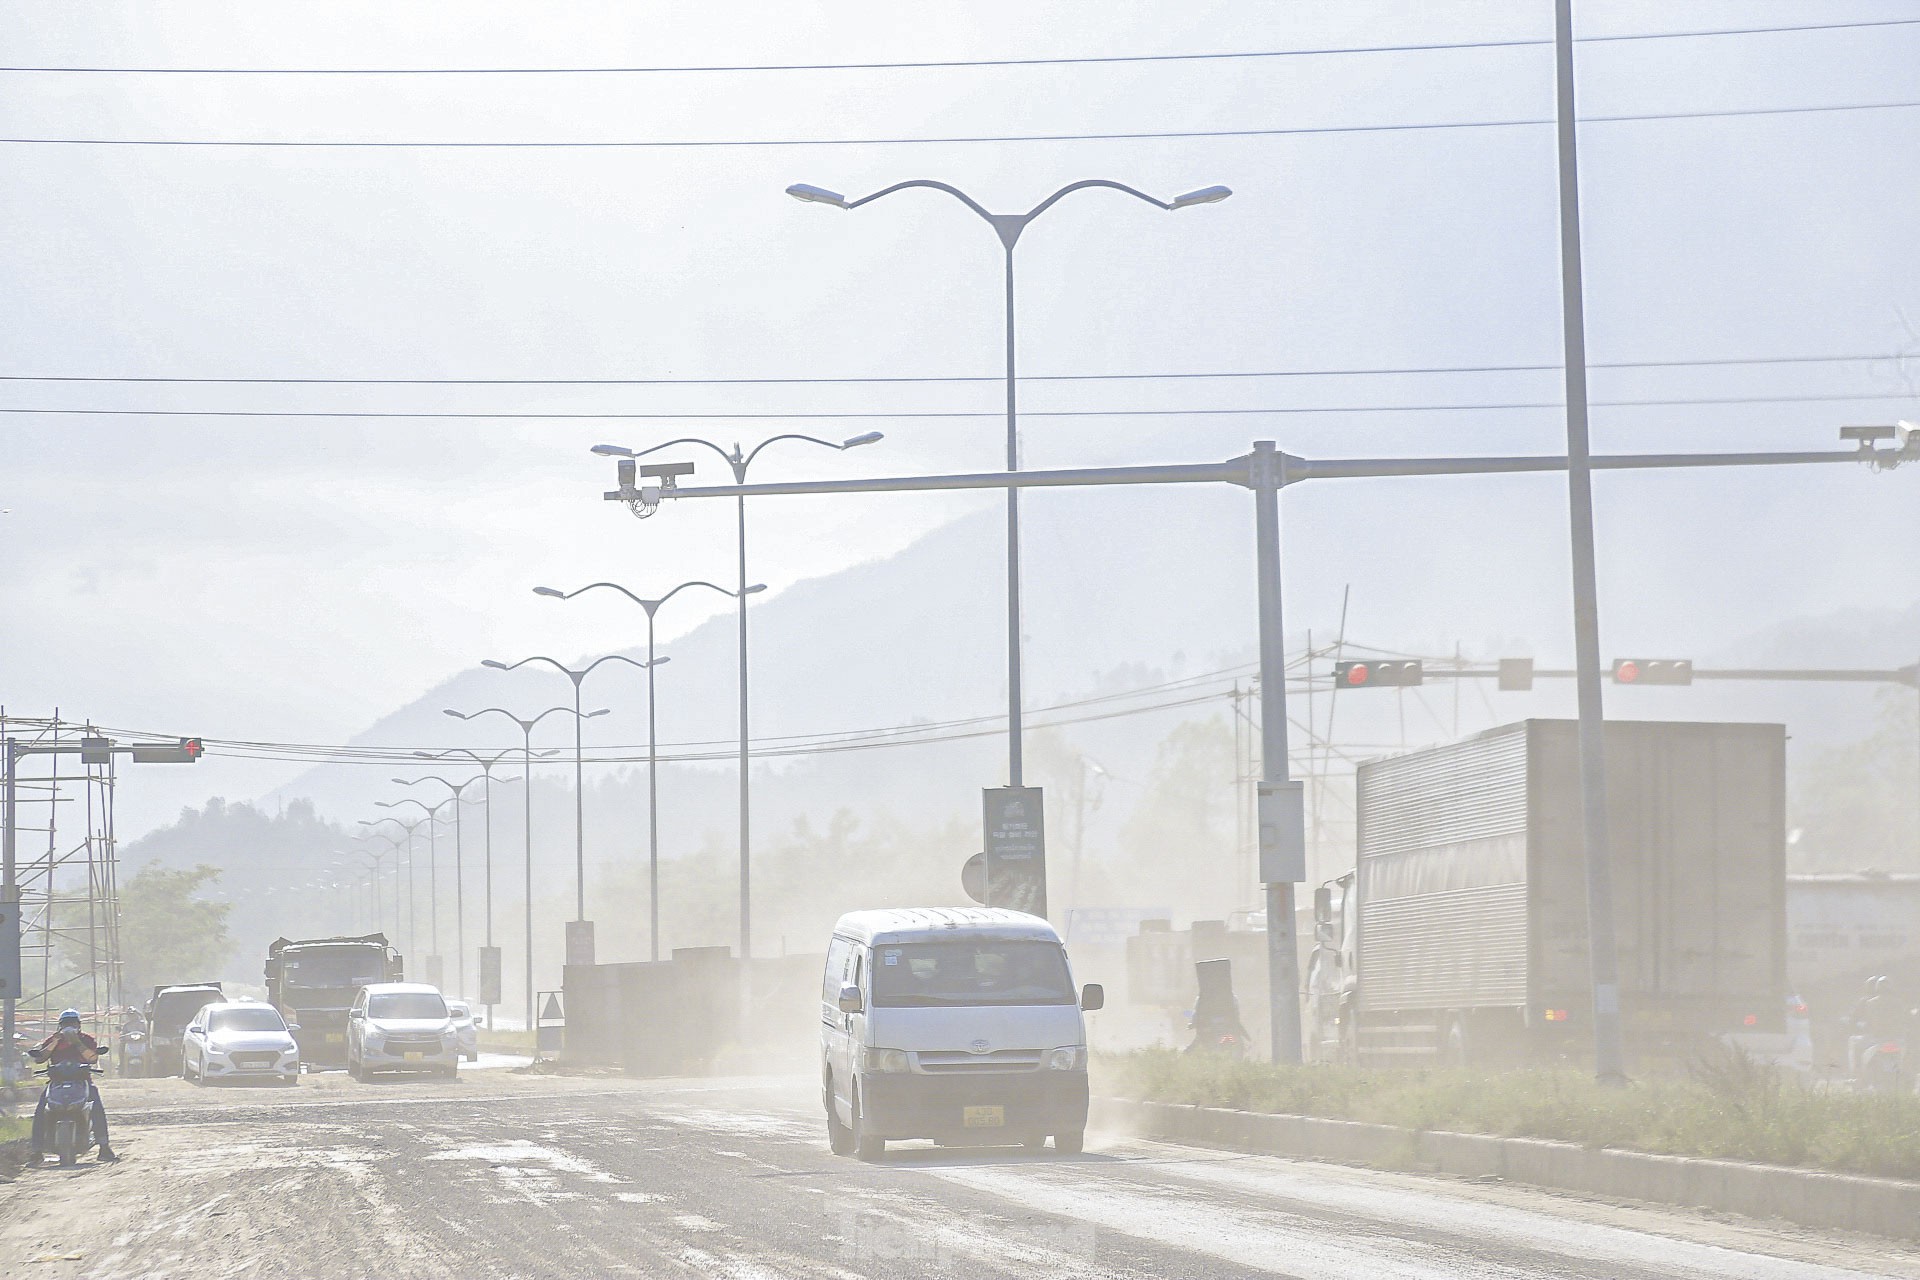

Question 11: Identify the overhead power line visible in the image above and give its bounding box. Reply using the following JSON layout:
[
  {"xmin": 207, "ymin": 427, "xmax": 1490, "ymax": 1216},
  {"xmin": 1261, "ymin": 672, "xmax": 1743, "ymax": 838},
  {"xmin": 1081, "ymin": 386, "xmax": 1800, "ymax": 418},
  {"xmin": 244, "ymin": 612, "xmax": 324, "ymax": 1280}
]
[
  {"xmin": 0, "ymin": 391, "xmax": 1911, "ymax": 422},
  {"xmin": 2, "ymin": 18, "xmax": 1912, "ymax": 75},
  {"xmin": 1, "ymin": 99, "xmax": 1915, "ymax": 149},
  {"xmin": 0, "ymin": 351, "xmax": 1905, "ymax": 388}
]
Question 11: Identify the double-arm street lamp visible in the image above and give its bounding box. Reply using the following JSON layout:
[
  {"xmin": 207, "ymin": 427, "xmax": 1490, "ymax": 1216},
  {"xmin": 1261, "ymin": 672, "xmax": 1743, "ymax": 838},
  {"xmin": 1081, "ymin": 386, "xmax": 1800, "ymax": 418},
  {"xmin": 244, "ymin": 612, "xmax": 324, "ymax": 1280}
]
[
  {"xmin": 534, "ymin": 578, "xmax": 764, "ymax": 960},
  {"xmin": 392, "ymin": 773, "xmax": 500, "ymax": 1000},
  {"xmin": 590, "ymin": 431, "xmax": 882, "ymax": 958},
  {"xmin": 417, "ymin": 749, "xmax": 520, "ymax": 1025},
  {"xmin": 358, "ymin": 813, "xmax": 434, "ymax": 961},
  {"xmin": 480, "ymin": 652, "xmax": 663, "ymax": 966},
  {"xmin": 375, "ymin": 794, "xmax": 456, "ymax": 986},
  {"xmin": 445, "ymin": 703, "xmax": 606, "ymax": 1028},
  {"xmin": 787, "ymin": 178, "xmax": 1229, "ymax": 787}
]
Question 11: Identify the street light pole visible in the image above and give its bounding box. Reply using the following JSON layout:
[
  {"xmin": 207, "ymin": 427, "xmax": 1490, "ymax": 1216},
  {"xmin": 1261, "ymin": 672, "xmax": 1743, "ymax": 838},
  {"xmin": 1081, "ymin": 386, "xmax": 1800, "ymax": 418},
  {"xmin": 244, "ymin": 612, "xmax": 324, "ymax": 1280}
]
[
  {"xmin": 395, "ymin": 774, "xmax": 494, "ymax": 998},
  {"xmin": 376, "ymin": 794, "xmax": 455, "ymax": 986},
  {"xmin": 481, "ymin": 654, "xmax": 661, "ymax": 967},
  {"xmin": 590, "ymin": 432, "xmax": 881, "ymax": 959},
  {"xmin": 605, "ymin": 431, "xmax": 1914, "ymax": 1063},
  {"xmin": 535, "ymin": 579, "xmax": 762, "ymax": 960},
  {"xmin": 420, "ymin": 750, "xmax": 516, "ymax": 1023},
  {"xmin": 788, "ymin": 178, "xmax": 1229, "ymax": 789},
  {"xmin": 445, "ymin": 705, "xmax": 600, "ymax": 1028}
]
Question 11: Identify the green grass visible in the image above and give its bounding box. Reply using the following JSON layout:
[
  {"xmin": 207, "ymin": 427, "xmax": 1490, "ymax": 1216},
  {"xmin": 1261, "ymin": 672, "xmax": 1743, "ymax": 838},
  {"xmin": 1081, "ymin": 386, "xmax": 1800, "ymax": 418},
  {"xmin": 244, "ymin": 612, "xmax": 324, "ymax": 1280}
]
[
  {"xmin": 477, "ymin": 1028, "xmax": 536, "ymax": 1052},
  {"xmin": 0, "ymin": 1116, "xmax": 29, "ymax": 1144},
  {"xmin": 1100, "ymin": 1048, "xmax": 1920, "ymax": 1181}
]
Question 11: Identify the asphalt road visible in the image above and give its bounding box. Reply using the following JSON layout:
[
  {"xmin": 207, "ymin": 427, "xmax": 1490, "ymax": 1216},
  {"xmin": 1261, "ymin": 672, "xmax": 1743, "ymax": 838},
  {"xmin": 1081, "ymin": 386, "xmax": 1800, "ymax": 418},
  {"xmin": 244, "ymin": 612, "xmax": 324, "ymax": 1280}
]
[{"xmin": 4, "ymin": 1064, "xmax": 1916, "ymax": 1279}]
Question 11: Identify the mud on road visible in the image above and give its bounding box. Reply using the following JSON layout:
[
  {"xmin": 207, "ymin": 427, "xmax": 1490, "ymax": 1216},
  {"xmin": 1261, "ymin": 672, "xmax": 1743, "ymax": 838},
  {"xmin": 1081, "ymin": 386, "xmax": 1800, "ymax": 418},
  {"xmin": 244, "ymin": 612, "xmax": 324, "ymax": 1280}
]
[{"xmin": 5, "ymin": 1065, "xmax": 1920, "ymax": 1279}]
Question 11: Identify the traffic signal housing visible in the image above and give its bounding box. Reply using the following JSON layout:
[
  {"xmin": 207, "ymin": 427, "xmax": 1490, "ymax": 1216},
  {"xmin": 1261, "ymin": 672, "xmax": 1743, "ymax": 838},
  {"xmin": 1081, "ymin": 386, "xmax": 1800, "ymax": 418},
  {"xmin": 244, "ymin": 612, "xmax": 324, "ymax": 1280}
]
[
  {"xmin": 1333, "ymin": 659, "xmax": 1423, "ymax": 688},
  {"xmin": 130, "ymin": 737, "xmax": 204, "ymax": 763},
  {"xmin": 1611, "ymin": 659, "xmax": 1693, "ymax": 686}
]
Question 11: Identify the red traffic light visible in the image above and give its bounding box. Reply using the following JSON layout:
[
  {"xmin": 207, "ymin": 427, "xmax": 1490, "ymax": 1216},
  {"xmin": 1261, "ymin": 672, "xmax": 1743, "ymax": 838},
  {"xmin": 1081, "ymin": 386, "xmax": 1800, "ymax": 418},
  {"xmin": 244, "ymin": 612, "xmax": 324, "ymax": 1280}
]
[
  {"xmin": 183, "ymin": 738, "xmax": 204, "ymax": 760},
  {"xmin": 1610, "ymin": 659, "xmax": 1693, "ymax": 686},
  {"xmin": 1333, "ymin": 659, "xmax": 1422, "ymax": 688}
]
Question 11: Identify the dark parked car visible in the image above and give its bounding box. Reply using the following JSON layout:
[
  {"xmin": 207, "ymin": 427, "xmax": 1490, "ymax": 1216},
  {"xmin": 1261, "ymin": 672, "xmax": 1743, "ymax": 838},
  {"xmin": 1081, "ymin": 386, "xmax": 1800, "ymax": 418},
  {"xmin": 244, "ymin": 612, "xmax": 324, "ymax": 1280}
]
[{"xmin": 144, "ymin": 983, "xmax": 225, "ymax": 1076}]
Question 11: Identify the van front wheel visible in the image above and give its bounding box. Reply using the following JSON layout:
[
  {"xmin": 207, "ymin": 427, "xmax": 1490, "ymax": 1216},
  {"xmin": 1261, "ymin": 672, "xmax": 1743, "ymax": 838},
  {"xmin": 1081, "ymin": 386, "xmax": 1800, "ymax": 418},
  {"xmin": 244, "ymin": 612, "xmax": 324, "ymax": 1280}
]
[
  {"xmin": 1053, "ymin": 1129, "xmax": 1085, "ymax": 1155},
  {"xmin": 851, "ymin": 1085, "xmax": 885, "ymax": 1162},
  {"xmin": 825, "ymin": 1076, "xmax": 855, "ymax": 1156}
]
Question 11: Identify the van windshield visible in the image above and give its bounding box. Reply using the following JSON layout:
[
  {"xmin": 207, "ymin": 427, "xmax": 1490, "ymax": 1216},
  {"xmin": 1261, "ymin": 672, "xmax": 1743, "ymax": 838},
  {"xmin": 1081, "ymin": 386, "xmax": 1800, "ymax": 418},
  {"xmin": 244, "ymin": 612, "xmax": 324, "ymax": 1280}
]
[{"xmin": 870, "ymin": 940, "xmax": 1074, "ymax": 1008}]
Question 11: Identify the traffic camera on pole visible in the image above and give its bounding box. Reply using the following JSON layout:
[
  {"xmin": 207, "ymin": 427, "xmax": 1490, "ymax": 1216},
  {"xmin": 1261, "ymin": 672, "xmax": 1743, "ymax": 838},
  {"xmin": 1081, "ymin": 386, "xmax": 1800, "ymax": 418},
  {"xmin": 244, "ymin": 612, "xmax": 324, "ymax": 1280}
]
[
  {"xmin": 1332, "ymin": 660, "xmax": 1423, "ymax": 688},
  {"xmin": 1610, "ymin": 659, "xmax": 1693, "ymax": 686}
]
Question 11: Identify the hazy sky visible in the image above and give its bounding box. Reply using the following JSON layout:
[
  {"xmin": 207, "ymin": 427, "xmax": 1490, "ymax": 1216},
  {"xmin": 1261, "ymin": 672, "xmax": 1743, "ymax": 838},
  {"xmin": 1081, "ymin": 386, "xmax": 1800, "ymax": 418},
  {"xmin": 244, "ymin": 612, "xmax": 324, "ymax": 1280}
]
[{"xmin": 2, "ymin": 1, "xmax": 1916, "ymax": 834}]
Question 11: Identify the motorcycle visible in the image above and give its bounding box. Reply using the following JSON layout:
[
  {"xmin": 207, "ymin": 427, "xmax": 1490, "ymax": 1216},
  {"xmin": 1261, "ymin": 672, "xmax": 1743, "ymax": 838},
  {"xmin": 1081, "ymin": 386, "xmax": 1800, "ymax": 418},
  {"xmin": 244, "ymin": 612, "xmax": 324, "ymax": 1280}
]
[
  {"xmin": 1854, "ymin": 1036, "xmax": 1907, "ymax": 1095},
  {"xmin": 118, "ymin": 1030, "xmax": 147, "ymax": 1079},
  {"xmin": 36, "ymin": 1059, "xmax": 105, "ymax": 1167}
]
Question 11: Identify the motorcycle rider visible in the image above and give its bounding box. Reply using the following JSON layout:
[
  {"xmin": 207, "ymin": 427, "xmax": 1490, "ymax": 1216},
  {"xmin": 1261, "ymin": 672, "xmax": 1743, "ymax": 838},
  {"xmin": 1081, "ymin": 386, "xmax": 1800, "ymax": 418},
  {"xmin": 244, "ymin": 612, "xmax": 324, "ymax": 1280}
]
[{"xmin": 27, "ymin": 1008, "xmax": 116, "ymax": 1164}]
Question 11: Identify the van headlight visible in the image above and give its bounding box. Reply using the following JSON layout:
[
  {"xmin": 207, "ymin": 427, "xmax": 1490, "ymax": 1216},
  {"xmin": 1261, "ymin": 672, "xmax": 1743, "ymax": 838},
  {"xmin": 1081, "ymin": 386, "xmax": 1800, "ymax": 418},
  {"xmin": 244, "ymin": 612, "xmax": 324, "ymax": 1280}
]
[
  {"xmin": 863, "ymin": 1047, "xmax": 911, "ymax": 1073},
  {"xmin": 1045, "ymin": 1046, "xmax": 1086, "ymax": 1071}
]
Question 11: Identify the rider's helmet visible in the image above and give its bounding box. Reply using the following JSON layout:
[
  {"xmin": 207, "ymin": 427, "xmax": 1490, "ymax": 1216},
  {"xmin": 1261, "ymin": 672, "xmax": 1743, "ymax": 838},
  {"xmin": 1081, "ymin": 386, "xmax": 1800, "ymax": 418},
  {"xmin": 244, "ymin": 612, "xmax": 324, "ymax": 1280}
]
[{"xmin": 58, "ymin": 1008, "xmax": 81, "ymax": 1027}]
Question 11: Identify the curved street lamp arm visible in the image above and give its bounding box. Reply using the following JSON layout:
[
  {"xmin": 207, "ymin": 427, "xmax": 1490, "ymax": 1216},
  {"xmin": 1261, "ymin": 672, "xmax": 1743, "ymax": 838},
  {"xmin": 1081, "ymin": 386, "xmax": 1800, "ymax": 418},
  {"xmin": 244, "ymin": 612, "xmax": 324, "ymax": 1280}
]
[
  {"xmin": 742, "ymin": 432, "xmax": 859, "ymax": 469},
  {"xmin": 482, "ymin": 654, "xmax": 579, "ymax": 682},
  {"xmin": 846, "ymin": 179, "xmax": 996, "ymax": 224},
  {"xmin": 598, "ymin": 436, "xmax": 737, "ymax": 466},
  {"xmin": 578, "ymin": 652, "xmax": 663, "ymax": 681},
  {"xmin": 374, "ymin": 797, "xmax": 432, "ymax": 817},
  {"xmin": 542, "ymin": 581, "xmax": 652, "ymax": 609},
  {"xmin": 659, "ymin": 578, "xmax": 748, "ymax": 606},
  {"xmin": 1022, "ymin": 178, "xmax": 1176, "ymax": 221}
]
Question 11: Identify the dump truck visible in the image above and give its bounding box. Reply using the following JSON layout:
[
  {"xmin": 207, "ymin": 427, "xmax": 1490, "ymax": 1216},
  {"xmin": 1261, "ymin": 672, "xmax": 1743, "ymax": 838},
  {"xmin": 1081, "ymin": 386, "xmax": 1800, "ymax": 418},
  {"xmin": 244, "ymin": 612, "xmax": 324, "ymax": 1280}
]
[
  {"xmin": 1306, "ymin": 719, "xmax": 1786, "ymax": 1066},
  {"xmin": 265, "ymin": 933, "xmax": 404, "ymax": 1068}
]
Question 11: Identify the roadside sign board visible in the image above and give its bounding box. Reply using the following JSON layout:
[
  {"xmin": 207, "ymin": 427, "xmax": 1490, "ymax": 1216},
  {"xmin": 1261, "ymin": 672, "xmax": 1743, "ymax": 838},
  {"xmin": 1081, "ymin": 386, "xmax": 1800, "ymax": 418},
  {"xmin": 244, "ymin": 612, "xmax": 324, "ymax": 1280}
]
[
  {"xmin": 983, "ymin": 786, "xmax": 1047, "ymax": 918},
  {"xmin": 0, "ymin": 897, "xmax": 19, "ymax": 998},
  {"xmin": 479, "ymin": 946, "xmax": 503, "ymax": 1006}
]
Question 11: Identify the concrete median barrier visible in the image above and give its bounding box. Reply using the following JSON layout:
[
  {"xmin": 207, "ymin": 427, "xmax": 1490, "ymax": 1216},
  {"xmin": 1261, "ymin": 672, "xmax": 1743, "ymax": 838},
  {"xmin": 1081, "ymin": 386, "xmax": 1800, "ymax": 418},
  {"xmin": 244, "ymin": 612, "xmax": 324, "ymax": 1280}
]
[{"xmin": 1092, "ymin": 1096, "xmax": 1920, "ymax": 1242}]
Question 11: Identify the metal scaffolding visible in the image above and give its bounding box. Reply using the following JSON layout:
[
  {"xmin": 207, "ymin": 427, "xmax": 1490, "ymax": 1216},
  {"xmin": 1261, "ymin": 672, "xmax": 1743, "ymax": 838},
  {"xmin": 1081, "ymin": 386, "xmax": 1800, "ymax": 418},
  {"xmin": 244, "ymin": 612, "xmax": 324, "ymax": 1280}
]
[{"xmin": 0, "ymin": 713, "xmax": 124, "ymax": 1040}]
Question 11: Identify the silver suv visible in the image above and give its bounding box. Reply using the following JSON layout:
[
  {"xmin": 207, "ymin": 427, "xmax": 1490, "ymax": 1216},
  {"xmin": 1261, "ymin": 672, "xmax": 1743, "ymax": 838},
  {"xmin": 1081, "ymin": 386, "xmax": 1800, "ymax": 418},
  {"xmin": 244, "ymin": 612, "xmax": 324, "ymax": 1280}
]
[{"xmin": 346, "ymin": 983, "xmax": 459, "ymax": 1080}]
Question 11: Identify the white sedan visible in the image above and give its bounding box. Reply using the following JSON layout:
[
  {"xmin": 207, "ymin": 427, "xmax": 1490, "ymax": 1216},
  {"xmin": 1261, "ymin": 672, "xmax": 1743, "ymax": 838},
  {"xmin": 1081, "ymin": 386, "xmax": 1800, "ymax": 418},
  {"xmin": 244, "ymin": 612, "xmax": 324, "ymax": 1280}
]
[
  {"xmin": 182, "ymin": 1002, "xmax": 300, "ymax": 1085},
  {"xmin": 446, "ymin": 1000, "xmax": 480, "ymax": 1063}
]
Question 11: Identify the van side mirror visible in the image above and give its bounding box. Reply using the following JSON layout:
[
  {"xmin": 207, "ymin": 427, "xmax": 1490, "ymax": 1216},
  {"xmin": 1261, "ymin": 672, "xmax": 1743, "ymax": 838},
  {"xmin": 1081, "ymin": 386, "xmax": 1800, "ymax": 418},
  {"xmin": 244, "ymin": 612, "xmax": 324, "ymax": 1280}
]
[
  {"xmin": 348, "ymin": 1008, "xmax": 364, "ymax": 1021},
  {"xmin": 1080, "ymin": 984, "xmax": 1105, "ymax": 1012},
  {"xmin": 836, "ymin": 985, "xmax": 864, "ymax": 1014},
  {"xmin": 286, "ymin": 1024, "xmax": 301, "ymax": 1033},
  {"xmin": 1313, "ymin": 885, "xmax": 1333, "ymax": 921}
]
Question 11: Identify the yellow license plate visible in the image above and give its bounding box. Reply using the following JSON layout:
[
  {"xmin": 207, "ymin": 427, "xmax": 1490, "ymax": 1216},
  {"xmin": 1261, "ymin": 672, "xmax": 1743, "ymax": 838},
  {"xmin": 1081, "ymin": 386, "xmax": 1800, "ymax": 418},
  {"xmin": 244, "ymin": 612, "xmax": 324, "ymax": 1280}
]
[
  {"xmin": 404, "ymin": 1051, "xmax": 424, "ymax": 1061},
  {"xmin": 963, "ymin": 1105, "xmax": 1004, "ymax": 1129},
  {"xmin": 324, "ymin": 1033, "xmax": 344, "ymax": 1044}
]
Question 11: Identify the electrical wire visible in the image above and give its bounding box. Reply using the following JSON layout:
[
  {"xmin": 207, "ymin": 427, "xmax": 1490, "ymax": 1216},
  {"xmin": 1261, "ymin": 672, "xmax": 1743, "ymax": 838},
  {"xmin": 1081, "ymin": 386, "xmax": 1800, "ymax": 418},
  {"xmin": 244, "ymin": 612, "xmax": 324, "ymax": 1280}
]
[
  {"xmin": 0, "ymin": 351, "xmax": 1905, "ymax": 387},
  {"xmin": 0, "ymin": 390, "xmax": 1910, "ymax": 422},
  {"xmin": 2, "ymin": 18, "xmax": 1911, "ymax": 75},
  {"xmin": 1, "ymin": 99, "xmax": 1914, "ymax": 148}
]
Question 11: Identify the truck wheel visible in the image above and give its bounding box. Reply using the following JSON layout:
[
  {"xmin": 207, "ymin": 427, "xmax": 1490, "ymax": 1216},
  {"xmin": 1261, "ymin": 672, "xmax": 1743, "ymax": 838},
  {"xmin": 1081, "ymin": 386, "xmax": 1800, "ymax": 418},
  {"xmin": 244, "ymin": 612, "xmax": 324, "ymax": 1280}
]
[
  {"xmin": 1053, "ymin": 1129, "xmax": 1085, "ymax": 1156},
  {"xmin": 851, "ymin": 1085, "xmax": 885, "ymax": 1162}
]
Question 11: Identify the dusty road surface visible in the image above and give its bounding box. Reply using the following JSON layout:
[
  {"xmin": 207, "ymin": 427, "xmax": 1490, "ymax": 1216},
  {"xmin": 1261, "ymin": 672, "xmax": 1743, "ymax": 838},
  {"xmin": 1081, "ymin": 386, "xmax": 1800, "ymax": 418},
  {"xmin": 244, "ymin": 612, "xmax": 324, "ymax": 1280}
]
[{"xmin": 4, "ymin": 1064, "xmax": 1918, "ymax": 1278}]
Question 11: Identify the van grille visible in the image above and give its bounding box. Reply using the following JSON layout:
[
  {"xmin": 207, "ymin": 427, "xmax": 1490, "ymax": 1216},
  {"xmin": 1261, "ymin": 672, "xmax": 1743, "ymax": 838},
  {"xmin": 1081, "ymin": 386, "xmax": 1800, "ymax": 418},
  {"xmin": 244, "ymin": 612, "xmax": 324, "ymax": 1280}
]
[{"xmin": 916, "ymin": 1049, "xmax": 1042, "ymax": 1073}]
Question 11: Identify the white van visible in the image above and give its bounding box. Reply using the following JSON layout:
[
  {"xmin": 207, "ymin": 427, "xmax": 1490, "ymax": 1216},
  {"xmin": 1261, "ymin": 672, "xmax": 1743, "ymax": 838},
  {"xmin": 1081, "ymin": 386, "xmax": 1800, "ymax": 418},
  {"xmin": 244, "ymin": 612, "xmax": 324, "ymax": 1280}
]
[{"xmin": 820, "ymin": 908, "xmax": 1103, "ymax": 1160}]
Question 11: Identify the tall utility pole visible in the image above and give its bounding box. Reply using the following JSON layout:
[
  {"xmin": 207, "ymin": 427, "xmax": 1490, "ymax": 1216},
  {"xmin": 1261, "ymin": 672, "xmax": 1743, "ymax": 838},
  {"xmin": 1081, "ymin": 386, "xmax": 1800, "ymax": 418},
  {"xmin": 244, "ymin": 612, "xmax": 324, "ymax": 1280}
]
[
  {"xmin": 603, "ymin": 432, "xmax": 1912, "ymax": 1063},
  {"xmin": 1553, "ymin": 0, "xmax": 1627, "ymax": 1084}
]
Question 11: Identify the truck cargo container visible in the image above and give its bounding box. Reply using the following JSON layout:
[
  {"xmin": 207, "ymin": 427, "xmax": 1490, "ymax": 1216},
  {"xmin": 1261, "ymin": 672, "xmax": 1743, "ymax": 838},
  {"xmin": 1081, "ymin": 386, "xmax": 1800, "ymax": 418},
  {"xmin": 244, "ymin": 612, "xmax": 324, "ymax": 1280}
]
[{"xmin": 1306, "ymin": 719, "xmax": 1786, "ymax": 1066}]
